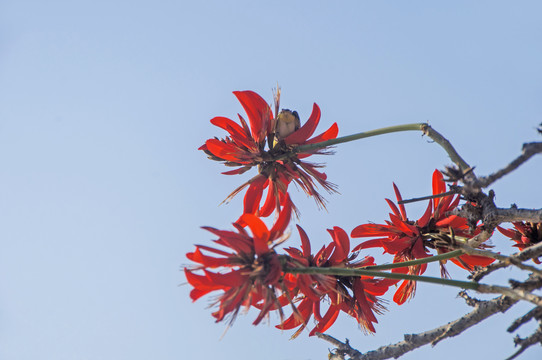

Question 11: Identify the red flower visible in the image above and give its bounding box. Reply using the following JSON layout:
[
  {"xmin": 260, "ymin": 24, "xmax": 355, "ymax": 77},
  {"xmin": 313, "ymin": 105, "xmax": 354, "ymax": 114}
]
[
  {"xmin": 184, "ymin": 196, "xmax": 293, "ymax": 325},
  {"xmin": 277, "ymin": 226, "xmax": 394, "ymax": 336},
  {"xmin": 351, "ymin": 170, "xmax": 494, "ymax": 304},
  {"xmin": 200, "ymin": 90, "xmax": 338, "ymax": 216},
  {"xmin": 498, "ymin": 222, "xmax": 542, "ymax": 264}
]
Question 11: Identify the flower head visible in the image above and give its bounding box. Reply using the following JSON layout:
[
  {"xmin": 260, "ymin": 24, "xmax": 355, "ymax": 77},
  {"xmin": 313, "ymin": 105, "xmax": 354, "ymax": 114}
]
[
  {"xmin": 498, "ymin": 222, "xmax": 542, "ymax": 264},
  {"xmin": 278, "ymin": 226, "xmax": 394, "ymax": 336},
  {"xmin": 200, "ymin": 90, "xmax": 338, "ymax": 216},
  {"xmin": 185, "ymin": 196, "xmax": 293, "ymax": 325},
  {"xmin": 351, "ymin": 170, "xmax": 493, "ymax": 304}
]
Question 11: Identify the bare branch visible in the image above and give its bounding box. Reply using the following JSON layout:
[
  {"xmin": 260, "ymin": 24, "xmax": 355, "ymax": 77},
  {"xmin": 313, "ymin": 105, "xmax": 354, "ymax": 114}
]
[
  {"xmin": 477, "ymin": 142, "xmax": 542, "ymax": 188},
  {"xmin": 344, "ymin": 295, "xmax": 518, "ymax": 360},
  {"xmin": 505, "ymin": 323, "xmax": 542, "ymax": 360},
  {"xmin": 455, "ymin": 243, "xmax": 542, "ymax": 278},
  {"xmin": 421, "ymin": 124, "xmax": 472, "ymax": 173},
  {"xmin": 508, "ymin": 307, "xmax": 542, "ymax": 332},
  {"xmin": 476, "ymin": 284, "xmax": 542, "ymax": 307},
  {"xmin": 495, "ymin": 207, "xmax": 542, "ymax": 223},
  {"xmin": 315, "ymin": 333, "xmax": 362, "ymax": 359},
  {"xmin": 471, "ymin": 242, "xmax": 542, "ymax": 282}
]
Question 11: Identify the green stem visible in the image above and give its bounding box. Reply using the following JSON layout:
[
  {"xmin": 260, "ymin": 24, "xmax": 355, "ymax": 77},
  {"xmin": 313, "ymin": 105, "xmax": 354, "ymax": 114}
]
[
  {"xmin": 363, "ymin": 250, "xmax": 464, "ymax": 270},
  {"xmin": 285, "ymin": 266, "xmax": 479, "ymax": 290},
  {"xmin": 295, "ymin": 123, "xmax": 426, "ymax": 153}
]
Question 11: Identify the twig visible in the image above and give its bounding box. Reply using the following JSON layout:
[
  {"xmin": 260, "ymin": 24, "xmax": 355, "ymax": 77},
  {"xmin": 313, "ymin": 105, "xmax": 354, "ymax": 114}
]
[
  {"xmin": 315, "ymin": 333, "xmax": 362, "ymax": 359},
  {"xmin": 455, "ymin": 243, "xmax": 542, "ymax": 278},
  {"xmin": 421, "ymin": 124, "xmax": 471, "ymax": 173},
  {"xmin": 508, "ymin": 307, "xmax": 542, "ymax": 332},
  {"xmin": 343, "ymin": 295, "xmax": 518, "ymax": 360},
  {"xmin": 494, "ymin": 207, "xmax": 542, "ymax": 223},
  {"xmin": 505, "ymin": 324, "xmax": 542, "ymax": 360},
  {"xmin": 476, "ymin": 142, "xmax": 542, "ymax": 188},
  {"xmin": 476, "ymin": 284, "xmax": 542, "ymax": 307},
  {"xmin": 471, "ymin": 242, "xmax": 542, "ymax": 281},
  {"xmin": 397, "ymin": 190, "xmax": 458, "ymax": 205}
]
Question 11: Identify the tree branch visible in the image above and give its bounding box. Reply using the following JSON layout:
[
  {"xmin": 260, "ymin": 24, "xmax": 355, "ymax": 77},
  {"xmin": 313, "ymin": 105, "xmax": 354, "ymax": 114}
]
[
  {"xmin": 421, "ymin": 124, "xmax": 471, "ymax": 172},
  {"xmin": 471, "ymin": 242, "xmax": 542, "ymax": 282},
  {"xmin": 476, "ymin": 142, "xmax": 542, "ymax": 188},
  {"xmin": 319, "ymin": 295, "xmax": 517, "ymax": 360},
  {"xmin": 494, "ymin": 207, "xmax": 542, "ymax": 223}
]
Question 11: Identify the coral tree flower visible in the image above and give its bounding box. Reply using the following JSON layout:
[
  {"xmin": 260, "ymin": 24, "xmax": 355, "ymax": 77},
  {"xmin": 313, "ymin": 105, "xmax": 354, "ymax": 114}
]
[
  {"xmin": 185, "ymin": 196, "xmax": 293, "ymax": 325},
  {"xmin": 200, "ymin": 90, "xmax": 338, "ymax": 216},
  {"xmin": 278, "ymin": 226, "xmax": 394, "ymax": 336},
  {"xmin": 498, "ymin": 222, "xmax": 542, "ymax": 264},
  {"xmin": 351, "ymin": 170, "xmax": 493, "ymax": 305}
]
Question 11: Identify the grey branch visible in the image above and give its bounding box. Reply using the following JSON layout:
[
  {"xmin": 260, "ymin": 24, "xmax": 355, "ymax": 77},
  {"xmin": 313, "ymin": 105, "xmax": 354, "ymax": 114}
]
[
  {"xmin": 495, "ymin": 207, "xmax": 542, "ymax": 223},
  {"xmin": 476, "ymin": 142, "xmax": 542, "ymax": 188},
  {"xmin": 508, "ymin": 306, "xmax": 542, "ymax": 332},
  {"xmin": 318, "ymin": 295, "xmax": 517, "ymax": 360},
  {"xmin": 421, "ymin": 124, "xmax": 471, "ymax": 172},
  {"xmin": 505, "ymin": 323, "xmax": 542, "ymax": 360},
  {"xmin": 456, "ymin": 243, "xmax": 542, "ymax": 278},
  {"xmin": 471, "ymin": 242, "xmax": 542, "ymax": 282}
]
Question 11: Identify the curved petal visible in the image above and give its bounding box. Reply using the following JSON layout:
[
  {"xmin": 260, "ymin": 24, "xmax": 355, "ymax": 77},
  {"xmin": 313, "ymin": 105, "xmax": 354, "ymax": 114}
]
[
  {"xmin": 243, "ymin": 175, "xmax": 267, "ymax": 214},
  {"xmin": 305, "ymin": 122, "xmax": 339, "ymax": 144},
  {"xmin": 327, "ymin": 227, "xmax": 350, "ymax": 264},
  {"xmin": 233, "ymin": 91, "xmax": 273, "ymax": 144},
  {"xmin": 238, "ymin": 213, "xmax": 270, "ymax": 255},
  {"xmin": 284, "ymin": 103, "xmax": 321, "ymax": 145},
  {"xmin": 296, "ymin": 225, "xmax": 312, "ymax": 257},
  {"xmin": 309, "ymin": 305, "xmax": 340, "ymax": 335},
  {"xmin": 269, "ymin": 195, "xmax": 293, "ymax": 240},
  {"xmin": 210, "ymin": 116, "xmax": 255, "ymax": 149},
  {"xmin": 432, "ymin": 170, "xmax": 446, "ymax": 210}
]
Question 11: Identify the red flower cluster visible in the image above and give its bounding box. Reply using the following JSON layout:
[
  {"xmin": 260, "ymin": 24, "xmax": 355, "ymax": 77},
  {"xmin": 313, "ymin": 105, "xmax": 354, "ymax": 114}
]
[
  {"xmin": 498, "ymin": 222, "xmax": 542, "ymax": 264},
  {"xmin": 185, "ymin": 196, "xmax": 293, "ymax": 325},
  {"xmin": 188, "ymin": 90, "xmax": 502, "ymax": 338},
  {"xmin": 351, "ymin": 170, "xmax": 494, "ymax": 304},
  {"xmin": 186, "ymin": 200, "xmax": 394, "ymax": 336},
  {"xmin": 200, "ymin": 90, "xmax": 338, "ymax": 216},
  {"xmin": 279, "ymin": 226, "xmax": 395, "ymax": 336}
]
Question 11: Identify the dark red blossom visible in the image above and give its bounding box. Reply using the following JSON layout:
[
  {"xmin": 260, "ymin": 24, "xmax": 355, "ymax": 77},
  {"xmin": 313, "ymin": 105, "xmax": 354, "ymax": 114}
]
[
  {"xmin": 200, "ymin": 90, "xmax": 338, "ymax": 216},
  {"xmin": 185, "ymin": 196, "xmax": 293, "ymax": 325},
  {"xmin": 278, "ymin": 226, "xmax": 394, "ymax": 336},
  {"xmin": 351, "ymin": 170, "xmax": 494, "ymax": 304},
  {"xmin": 498, "ymin": 222, "xmax": 542, "ymax": 264}
]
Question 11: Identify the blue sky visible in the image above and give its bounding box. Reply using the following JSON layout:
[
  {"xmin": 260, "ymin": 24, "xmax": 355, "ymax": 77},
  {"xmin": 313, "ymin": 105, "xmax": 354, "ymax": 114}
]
[{"xmin": 1, "ymin": 1, "xmax": 541, "ymax": 359}]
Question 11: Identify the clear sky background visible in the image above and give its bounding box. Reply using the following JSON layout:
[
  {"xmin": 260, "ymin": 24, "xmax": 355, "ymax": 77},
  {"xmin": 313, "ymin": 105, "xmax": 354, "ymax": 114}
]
[{"xmin": 1, "ymin": 1, "xmax": 541, "ymax": 359}]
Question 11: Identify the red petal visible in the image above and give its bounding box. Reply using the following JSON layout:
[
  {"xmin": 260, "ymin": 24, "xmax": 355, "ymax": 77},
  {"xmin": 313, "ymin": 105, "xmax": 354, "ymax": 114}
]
[
  {"xmin": 210, "ymin": 116, "xmax": 255, "ymax": 149},
  {"xmin": 392, "ymin": 183, "xmax": 407, "ymax": 221},
  {"xmin": 352, "ymin": 239, "xmax": 386, "ymax": 252},
  {"xmin": 205, "ymin": 139, "xmax": 247, "ymax": 163},
  {"xmin": 327, "ymin": 227, "xmax": 350, "ymax": 264},
  {"xmin": 305, "ymin": 122, "xmax": 339, "ymax": 144},
  {"xmin": 432, "ymin": 170, "xmax": 446, "ymax": 209},
  {"xmin": 297, "ymin": 225, "xmax": 312, "ymax": 257},
  {"xmin": 284, "ymin": 103, "xmax": 321, "ymax": 145},
  {"xmin": 238, "ymin": 213, "xmax": 270, "ymax": 255},
  {"xmin": 259, "ymin": 179, "xmax": 277, "ymax": 217},
  {"xmin": 233, "ymin": 91, "xmax": 272, "ymax": 143},
  {"xmin": 243, "ymin": 175, "xmax": 266, "ymax": 214},
  {"xmin": 309, "ymin": 305, "xmax": 340, "ymax": 335},
  {"xmin": 276, "ymin": 298, "xmax": 313, "ymax": 330},
  {"xmin": 351, "ymin": 224, "xmax": 392, "ymax": 238},
  {"xmin": 269, "ymin": 195, "xmax": 293, "ymax": 240},
  {"xmin": 417, "ymin": 201, "xmax": 433, "ymax": 228},
  {"xmin": 186, "ymin": 247, "xmax": 230, "ymax": 268}
]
